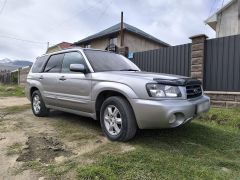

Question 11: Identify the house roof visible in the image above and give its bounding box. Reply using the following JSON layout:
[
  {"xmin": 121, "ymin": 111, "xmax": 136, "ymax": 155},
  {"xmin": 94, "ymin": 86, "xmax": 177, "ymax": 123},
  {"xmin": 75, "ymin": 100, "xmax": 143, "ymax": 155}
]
[
  {"xmin": 49, "ymin": 42, "xmax": 72, "ymax": 50},
  {"xmin": 58, "ymin": 42, "xmax": 73, "ymax": 49},
  {"xmin": 74, "ymin": 22, "xmax": 170, "ymax": 46},
  {"xmin": 205, "ymin": 0, "xmax": 236, "ymax": 30}
]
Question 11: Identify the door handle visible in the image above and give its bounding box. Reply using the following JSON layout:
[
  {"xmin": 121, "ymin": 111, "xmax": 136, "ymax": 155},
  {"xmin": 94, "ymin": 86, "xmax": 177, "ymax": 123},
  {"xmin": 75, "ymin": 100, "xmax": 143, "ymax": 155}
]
[
  {"xmin": 59, "ymin": 76, "xmax": 66, "ymax": 81},
  {"xmin": 39, "ymin": 75, "xmax": 44, "ymax": 80}
]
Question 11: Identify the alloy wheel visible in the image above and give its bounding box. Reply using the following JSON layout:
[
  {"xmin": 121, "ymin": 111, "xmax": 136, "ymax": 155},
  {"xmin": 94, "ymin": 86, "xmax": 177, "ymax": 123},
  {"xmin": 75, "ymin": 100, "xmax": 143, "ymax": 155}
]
[
  {"xmin": 103, "ymin": 105, "xmax": 122, "ymax": 136},
  {"xmin": 33, "ymin": 95, "xmax": 41, "ymax": 114}
]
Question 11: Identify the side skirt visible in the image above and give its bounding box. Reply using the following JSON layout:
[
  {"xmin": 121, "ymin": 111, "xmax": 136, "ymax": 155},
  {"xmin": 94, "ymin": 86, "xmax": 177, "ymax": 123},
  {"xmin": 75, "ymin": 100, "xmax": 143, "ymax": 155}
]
[{"xmin": 46, "ymin": 105, "xmax": 97, "ymax": 120}]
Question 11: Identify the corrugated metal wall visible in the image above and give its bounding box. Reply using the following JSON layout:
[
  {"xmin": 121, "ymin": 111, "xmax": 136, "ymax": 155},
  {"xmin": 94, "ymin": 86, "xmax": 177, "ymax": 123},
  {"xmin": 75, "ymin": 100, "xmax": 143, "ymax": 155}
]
[
  {"xmin": 204, "ymin": 35, "xmax": 240, "ymax": 91},
  {"xmin": 132, "ymin": 44, "xmax": 191, "ymax": 76}
]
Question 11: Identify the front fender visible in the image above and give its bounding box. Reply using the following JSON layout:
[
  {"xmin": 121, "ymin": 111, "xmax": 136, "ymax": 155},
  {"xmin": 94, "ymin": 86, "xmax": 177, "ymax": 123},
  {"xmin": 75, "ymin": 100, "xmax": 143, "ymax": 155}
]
[{"xmin": 92, "ymin": 81, "xmax": 138, "ymax": 101}]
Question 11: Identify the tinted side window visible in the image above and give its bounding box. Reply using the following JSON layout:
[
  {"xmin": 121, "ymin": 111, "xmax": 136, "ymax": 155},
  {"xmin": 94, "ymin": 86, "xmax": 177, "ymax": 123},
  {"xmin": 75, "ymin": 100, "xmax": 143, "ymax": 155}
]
[
  {"xmin": 62, "ymin": 52, "xmax": 87, "ymax": 73},
  {"xmin": 32, "ymin": 56, "xmax": 49, "ymax": 73},
  {"xmin": 44, "ymin": 54, "xmax": 64, "ymax": 73}
]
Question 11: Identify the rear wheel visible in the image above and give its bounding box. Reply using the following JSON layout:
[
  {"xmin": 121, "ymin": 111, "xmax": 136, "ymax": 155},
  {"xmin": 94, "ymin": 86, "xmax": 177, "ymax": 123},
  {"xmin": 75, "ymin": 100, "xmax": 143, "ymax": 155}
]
[
  {"xmin": 31, "ymin": 90, "xmax": 49, "ymax": 117},
  {"xmin": 100, "ymin": 96, "xmax": 137, "ymax": 141}
]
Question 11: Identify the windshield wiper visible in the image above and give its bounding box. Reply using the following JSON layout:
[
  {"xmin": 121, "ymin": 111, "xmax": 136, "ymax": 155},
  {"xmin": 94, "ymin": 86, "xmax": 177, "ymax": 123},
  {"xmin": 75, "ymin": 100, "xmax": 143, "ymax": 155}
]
[{"xmin": 120, "ymin": 69, "xmax": 138, "ymax": 71}]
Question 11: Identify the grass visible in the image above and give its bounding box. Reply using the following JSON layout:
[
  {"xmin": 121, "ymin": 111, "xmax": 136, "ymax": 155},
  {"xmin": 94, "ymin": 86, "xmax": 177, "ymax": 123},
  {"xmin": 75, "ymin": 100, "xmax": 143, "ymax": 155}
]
[
  {"xmin": 0, "ymin": 84, "xmax": 25, "ymax": 97},
  {"xmin": 51, "ymin": 112, "xmax": 102, "ymax": 142},
  {"xmin": 6, "ymin": 143, "xmax": 23, "ymax": 156},
  {"xmin": 76, "ymin": 108, "xmax": 240, "ymax": 180},
  {"xmin": 1, "ymin": 104, "xmax": 31, "ymax": 114},
  {"xmin": 199, "ymin": 108, "xmax": 240, "ymax": 130},
  {"xmin": 0, "ymin": 105, "xmax": 30, "ymax": 133},
  {"xmin": 13, "ymin": 107, "xmax": 240, "ymax": 179},
  {"xmin": 15, "ymin": 160, "xmax": 77, "ymax": 178}
]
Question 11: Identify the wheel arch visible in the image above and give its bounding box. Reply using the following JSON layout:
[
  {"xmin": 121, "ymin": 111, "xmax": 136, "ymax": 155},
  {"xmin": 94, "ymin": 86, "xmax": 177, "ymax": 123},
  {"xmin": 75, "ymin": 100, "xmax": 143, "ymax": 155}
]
[
  {"xmin": 95, "ymin": 90, "xmax": 136, "ymax": 122},
  {"xmin": 30, "ymin": 86, "xmax": 39, "ymax": 97}
]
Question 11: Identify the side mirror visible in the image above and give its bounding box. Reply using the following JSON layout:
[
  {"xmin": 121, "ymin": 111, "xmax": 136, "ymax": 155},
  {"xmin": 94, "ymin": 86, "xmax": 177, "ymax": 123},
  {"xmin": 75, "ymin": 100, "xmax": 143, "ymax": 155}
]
[{"xmin": 70, "ymin": 64, "xmax": 86, "ymax": 73}]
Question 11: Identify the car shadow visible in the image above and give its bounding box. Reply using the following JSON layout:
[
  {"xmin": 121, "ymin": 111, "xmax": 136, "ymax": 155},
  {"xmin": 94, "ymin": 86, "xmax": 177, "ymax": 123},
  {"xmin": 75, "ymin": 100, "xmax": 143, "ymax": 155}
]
[
  {"xmin": 46, "ymin": 110, "xmax": 238, "ymax": 153},
  {"xmin": 47, "ymin": 110, "xmax": 102, "ymax": 132}
]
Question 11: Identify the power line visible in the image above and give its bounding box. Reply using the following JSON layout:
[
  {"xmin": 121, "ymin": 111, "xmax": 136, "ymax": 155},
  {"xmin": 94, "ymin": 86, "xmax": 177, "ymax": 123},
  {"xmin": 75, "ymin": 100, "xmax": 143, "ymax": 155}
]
[
  {"xmin": 95, "ymin": 0, "xmax": 114, "ymax": 26},
  {"xmin": 0, "ymin": 0, "xmax": 7, "ymax": 15},
  {"xmin": 48, "ymin": 0, "xmax": 104, "ymax": 32},
  {"xmin": 0, "ymin": 34, "xmax": 48, "ymax": 45},
  {"xmin": 0, "ymin": 0, "xmax": 107, "ymax": 48},
  {"xmin": 218, "ymin": 0, "xmax": 225, "ymax": 37},
  {"xmin": 209, "ymin": 0, "xmax": 218, "ymax": 16}
]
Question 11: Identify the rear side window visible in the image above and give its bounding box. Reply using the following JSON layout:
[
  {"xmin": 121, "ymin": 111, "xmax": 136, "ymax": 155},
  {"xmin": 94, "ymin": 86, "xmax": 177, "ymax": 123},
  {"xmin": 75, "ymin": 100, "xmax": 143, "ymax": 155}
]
[
  {"xmin": 44, "ymin": 54, "xmax": 64, "ymax": 73},
  {"xmin": 31, "ymin": 56, "xmax": 49, "ymax": 73},
  {"xmin": 62, "ymin": 52, "xmax": 87, "ymax": 73}
]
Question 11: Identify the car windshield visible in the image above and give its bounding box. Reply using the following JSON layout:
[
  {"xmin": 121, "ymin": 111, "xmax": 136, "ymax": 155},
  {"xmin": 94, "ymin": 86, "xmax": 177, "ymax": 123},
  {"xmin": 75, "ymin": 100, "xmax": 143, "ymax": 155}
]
[{"xmin": 84, "ymin": 49, "xmax": 140, "ymax": 72}]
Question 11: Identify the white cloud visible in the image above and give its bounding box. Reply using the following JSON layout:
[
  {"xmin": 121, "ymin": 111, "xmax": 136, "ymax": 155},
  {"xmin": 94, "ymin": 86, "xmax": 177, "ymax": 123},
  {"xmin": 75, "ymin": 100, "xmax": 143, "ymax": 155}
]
[{"xmin": 0, "ymin": 0, "xmax": 221, "ymax": 60}]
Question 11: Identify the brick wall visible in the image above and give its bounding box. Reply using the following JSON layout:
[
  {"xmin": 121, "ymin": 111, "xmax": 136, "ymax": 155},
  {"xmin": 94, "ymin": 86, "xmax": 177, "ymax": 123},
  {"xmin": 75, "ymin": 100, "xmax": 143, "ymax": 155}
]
[
  {"xmin": 189, "ymin": 34, "xmax": 239, "ymax": 108},
  {"xmin": 206, "ymin": 91, "xmax": 240, "ymax": 108},
  {"xmin": 189, "ymin": 34, "xmax": 208, "ymax": 82}
]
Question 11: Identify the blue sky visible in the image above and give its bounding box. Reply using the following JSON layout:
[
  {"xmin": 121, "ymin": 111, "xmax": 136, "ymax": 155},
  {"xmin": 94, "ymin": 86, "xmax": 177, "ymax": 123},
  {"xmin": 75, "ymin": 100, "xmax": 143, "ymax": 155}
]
[{"xmin": 0, "ymin": 0, "xmax": 230, "ymax": 61}]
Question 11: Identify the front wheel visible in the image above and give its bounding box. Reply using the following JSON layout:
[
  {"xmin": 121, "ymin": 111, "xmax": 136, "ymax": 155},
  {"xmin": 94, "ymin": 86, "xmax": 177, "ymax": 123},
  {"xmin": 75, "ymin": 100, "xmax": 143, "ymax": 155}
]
[
  {"xmin": 31, "ymin": 90, "xmax": 49, "ymax": 117},
  {"xmin": 100, "ymin": 96, "xmax": 137, "ymax": 141}
]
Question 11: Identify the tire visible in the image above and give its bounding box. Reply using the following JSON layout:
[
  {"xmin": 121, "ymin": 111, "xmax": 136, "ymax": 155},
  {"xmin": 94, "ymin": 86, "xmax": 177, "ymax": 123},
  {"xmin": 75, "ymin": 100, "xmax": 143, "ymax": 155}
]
[
  {"xmin": 100, "ymin": 96, "xmax": 137, "ymax": 141},
  {"xmin": 31, "ymin": 90, "xmax": 49, "ymax": 117}
]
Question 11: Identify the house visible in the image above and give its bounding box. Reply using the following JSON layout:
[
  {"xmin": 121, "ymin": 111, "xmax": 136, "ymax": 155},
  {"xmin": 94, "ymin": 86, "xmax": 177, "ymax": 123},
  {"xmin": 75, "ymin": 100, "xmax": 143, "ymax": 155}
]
[
  {"xmin": 205, "ymin": 0, "xmax": 240, "ymax": 37},
  {"xmin": 46, "ymin": 42, "xmax": 72, "ymax": 53},
  {"xmin": 74, "ymin": 22, "xmax": 169, "ymax": 55}
]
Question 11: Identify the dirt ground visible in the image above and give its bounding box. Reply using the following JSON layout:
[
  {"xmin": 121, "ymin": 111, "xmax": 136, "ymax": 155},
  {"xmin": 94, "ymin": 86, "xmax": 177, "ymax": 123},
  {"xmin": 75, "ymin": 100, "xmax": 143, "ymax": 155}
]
[
  {"xmin": 0, "ymin": 97, "xmax": 119, "ymax": 179},
  {"xmin": 0, "ymin": 97, "xmax": 30, "ymax": 108}
]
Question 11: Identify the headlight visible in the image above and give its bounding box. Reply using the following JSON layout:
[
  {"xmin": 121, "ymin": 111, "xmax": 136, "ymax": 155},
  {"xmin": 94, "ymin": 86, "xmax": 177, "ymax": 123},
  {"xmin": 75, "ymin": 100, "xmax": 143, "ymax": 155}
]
[{"xmin": 146, "ymin": 83, "xmax": 182, "ymax": 98}]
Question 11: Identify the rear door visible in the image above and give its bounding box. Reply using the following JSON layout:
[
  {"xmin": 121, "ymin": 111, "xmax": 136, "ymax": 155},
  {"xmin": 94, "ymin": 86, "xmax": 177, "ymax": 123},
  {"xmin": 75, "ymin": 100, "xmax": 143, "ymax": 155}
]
[
  {"xmin": 41, "ymin": 53, "xmax": 64, "ymax": 106},
  {"xmin": 56, "ymin": 51, "xmax": 92, "ymax": 113}
]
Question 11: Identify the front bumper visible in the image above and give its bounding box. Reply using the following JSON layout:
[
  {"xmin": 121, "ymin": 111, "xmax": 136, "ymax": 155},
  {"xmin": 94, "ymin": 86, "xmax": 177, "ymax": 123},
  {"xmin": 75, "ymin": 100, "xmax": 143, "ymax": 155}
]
[{"xmin": 130, "ymin": 95, "xmax": 210, "ymax": 129}]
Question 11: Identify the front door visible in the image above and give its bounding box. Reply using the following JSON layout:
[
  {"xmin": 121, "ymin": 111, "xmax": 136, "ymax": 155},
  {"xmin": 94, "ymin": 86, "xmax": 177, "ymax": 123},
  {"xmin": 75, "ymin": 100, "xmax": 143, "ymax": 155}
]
[{"xmin": 56, "ymin": 51, "xmax": 92, "ymax": 113}]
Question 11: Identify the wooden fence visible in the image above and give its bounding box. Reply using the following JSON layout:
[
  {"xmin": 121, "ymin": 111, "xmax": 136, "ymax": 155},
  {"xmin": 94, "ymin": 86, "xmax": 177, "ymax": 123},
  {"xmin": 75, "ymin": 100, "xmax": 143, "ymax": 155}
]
[
  {"xmin": 0, "ymin": 67, "xmax": 30, "ymax": 85},
  {"xmin": 0, "ymin": 70, "xmax": 18, "ymax": 84}
]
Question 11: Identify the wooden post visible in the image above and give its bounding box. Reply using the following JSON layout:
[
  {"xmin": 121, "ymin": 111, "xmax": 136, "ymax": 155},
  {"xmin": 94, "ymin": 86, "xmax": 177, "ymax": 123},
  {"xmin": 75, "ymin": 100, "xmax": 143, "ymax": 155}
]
[
  {"xmin": 18, "ymin": 68, "xmax": 21, "ymax": 85},
  {"xmin": 120, "ymin": 11, "xmax": 124, "ymax": 47},
  {"xmin": 238, "ymin": 0, "xmax": 240, "ymax": 18},
  {"xmin": 46, "ymin": 42, "xmax": 49, "ymax": 53}
]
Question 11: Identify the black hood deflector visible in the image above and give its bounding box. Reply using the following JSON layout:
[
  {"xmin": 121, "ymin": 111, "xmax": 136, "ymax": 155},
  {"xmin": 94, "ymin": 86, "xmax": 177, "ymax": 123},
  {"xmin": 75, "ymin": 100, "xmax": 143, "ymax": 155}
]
[{"xmin": 153, "ymin": 78, "xmax": 202, "ymax": 86}]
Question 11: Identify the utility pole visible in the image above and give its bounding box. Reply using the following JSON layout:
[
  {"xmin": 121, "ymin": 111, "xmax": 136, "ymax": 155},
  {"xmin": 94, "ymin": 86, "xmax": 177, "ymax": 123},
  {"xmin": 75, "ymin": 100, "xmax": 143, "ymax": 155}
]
[
  {"xmin": 120, "ymin": 11, "xmax": 124, "ymax": 47},
  {"xmin": 119, "ymin": 11, "xmax": 128, "ymax": 57},
  {"xmin": 238, "ymin": 0, "xmax": 240, "ymax": 33},
  {"xmin": 238, "ymin": 0, "xmax": 240, "ymax": 18},
  {"xmin": 46, "ymin": 42, "xmax": 49, "ymax": 53}
]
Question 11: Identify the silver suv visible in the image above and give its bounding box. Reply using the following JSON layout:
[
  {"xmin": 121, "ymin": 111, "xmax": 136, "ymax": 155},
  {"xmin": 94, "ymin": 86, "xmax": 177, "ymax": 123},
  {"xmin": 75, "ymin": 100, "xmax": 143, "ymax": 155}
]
[{"xmin": 26, "ymin": 48, "xmax": 210, "ymax": 141}]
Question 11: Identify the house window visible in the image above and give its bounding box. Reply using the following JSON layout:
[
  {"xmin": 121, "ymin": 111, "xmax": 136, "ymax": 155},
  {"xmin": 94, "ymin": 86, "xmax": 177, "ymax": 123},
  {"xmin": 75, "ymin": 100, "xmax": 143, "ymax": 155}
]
[
  {"xmin": 109, "ymin": 37, "xmax": 117, "ymax": 45},
  {"xmin": 85, "ymin": 44, "xmax": 91, "ymax": 48}
]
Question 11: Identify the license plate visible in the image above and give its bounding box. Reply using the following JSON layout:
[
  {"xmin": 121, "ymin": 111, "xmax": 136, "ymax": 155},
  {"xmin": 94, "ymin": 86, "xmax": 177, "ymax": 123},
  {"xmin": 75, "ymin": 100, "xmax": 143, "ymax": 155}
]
[{"xmin": 197, "ymin": 101, "xmax": 209, "ymax": 114}]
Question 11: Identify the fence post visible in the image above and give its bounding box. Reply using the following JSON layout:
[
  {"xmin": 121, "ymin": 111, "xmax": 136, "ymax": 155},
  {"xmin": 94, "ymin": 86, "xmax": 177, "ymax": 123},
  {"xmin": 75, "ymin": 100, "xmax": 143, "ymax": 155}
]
[
  {"xmin": 18, "ymin": 68, "xmax": 21, "ymax": 85},
  {"xmin": 189, "ymin": 34, "xmax": 208, "ymax": 83}
]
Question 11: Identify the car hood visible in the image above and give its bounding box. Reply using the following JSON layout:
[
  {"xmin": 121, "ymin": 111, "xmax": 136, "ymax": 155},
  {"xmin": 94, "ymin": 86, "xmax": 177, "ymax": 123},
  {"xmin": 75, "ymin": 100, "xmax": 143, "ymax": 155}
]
[
  {"xmin": 92, "ymin": 71, "xmax": 188, "ymax": 82},
  {"xmin": 91, "ymin": 71, "xmax": 193, "ymax": 99}
]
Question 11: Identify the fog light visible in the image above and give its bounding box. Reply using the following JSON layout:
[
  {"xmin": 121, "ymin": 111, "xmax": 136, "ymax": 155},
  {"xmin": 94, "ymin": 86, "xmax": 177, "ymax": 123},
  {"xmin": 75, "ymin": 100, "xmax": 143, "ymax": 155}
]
[{"xmin": 169, "ymin": 114, "xmax": 177, "ymax": 124}]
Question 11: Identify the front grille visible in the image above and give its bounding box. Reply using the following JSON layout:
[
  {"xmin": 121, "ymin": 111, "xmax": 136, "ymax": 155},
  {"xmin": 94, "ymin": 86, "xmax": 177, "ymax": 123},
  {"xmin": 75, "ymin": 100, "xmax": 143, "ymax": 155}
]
[{"xmin": 186, "ymin": 85, "xmax": 202, "ymax": 99}]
